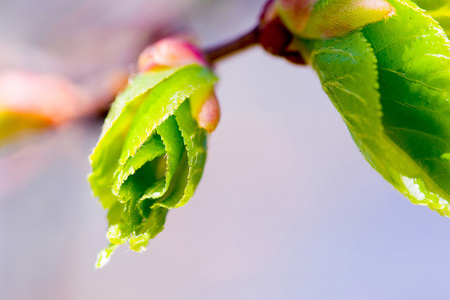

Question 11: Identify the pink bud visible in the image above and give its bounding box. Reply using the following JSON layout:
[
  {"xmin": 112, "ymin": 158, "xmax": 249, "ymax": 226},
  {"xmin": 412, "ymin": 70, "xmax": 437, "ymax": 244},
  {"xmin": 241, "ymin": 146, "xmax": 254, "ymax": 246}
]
[
  {"xmin": 0, "ymin": 71, "xmax": 92, "ymax": 125},
  {"xmin": 138, "ymin": 38, "xmax": 208, "ymax": 72},
  {"xmin": 137, "ymin": 38, "xmax": 220, "ymax": 132},
  {"xmin": 276, "ymin": 0, "xmax": 318, "ymax": 33},
  {"xmin": 189, "ymin": 87, "xmax": 220, "ymax": 133},
  {"xmin": 197, "ymin": 93, "xmax": 220, "ymax": 133}
]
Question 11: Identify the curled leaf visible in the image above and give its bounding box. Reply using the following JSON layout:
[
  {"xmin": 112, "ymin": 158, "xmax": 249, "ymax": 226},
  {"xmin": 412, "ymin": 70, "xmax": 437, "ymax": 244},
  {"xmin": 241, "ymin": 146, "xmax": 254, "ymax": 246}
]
[
  {"xmin": 91, "ymin": 39, "xmax": 220, "ymax": 268},
  {"xmin": 90, "ymin": 64, "xmax": 217, "ymax": 267}
]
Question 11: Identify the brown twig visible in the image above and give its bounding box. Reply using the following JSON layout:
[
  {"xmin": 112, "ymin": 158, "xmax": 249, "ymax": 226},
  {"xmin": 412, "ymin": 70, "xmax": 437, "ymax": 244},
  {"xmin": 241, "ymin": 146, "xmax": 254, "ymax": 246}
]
[{"xmin": 204, "ymin": 25, "xmax": 260, "ymax": 64}]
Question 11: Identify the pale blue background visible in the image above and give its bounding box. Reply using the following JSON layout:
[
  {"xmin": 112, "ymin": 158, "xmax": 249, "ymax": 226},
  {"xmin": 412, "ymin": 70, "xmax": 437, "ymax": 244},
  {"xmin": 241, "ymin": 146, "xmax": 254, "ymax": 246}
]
[{"xmin": 1, "ymin": 0, "xmax": 450, "ymax": 299}]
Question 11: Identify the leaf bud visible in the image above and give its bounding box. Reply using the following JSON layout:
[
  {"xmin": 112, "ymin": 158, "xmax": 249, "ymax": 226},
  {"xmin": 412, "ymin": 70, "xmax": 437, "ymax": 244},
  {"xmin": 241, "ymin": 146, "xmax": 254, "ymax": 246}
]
[
  {"xmin": 190, "ymin": 86, "xmax": 220, "ymax": 133},
  {"xmin": 276, "ymin": 0, "xmax": 395, "ymax": 38},
  {"xmin": 259, "ymin": 0, "xmax": 306, "ymax": 64},
  {"xmin": 91, "ymin": 38, "xmax": 219, "ymax": 267},
  {"xmin": 138, "ymin": 37, "xmax": 220, "ymax": 132},
  {"xmin": 138, "ymin": 38, "xmax": 208, "ymax": 72}
]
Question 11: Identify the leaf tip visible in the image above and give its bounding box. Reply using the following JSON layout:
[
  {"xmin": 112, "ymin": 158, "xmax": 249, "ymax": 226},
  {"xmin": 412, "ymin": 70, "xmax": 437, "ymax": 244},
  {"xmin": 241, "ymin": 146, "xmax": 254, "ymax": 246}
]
[{"xmin": 95, "ymin": 244, "xmax": 118, "ymax": 269}]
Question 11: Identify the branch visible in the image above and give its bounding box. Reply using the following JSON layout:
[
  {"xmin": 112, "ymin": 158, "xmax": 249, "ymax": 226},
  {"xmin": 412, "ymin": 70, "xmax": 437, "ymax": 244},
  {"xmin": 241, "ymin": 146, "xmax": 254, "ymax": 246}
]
[{"xmin": 204, "ymin": 26, "xmax": 260, "ymax": 64}]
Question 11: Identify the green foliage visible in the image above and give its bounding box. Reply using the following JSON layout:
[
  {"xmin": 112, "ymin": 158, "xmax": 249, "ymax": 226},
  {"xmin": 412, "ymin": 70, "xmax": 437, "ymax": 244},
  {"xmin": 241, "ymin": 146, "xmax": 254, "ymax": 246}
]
[
  {"xmin": 295, "ymin": 0, "xmax": 450, "ymax": 215},
  {"xmin": 89, "ymin": 65, "xmax": 217, "ymax": 268},
  {"xmin": 88, "ymin": 0, "xmax": 450, "ymax": 268},
  {"xmin": 414, "ymin": 0, "xmax": 450, "ymax": 36}
]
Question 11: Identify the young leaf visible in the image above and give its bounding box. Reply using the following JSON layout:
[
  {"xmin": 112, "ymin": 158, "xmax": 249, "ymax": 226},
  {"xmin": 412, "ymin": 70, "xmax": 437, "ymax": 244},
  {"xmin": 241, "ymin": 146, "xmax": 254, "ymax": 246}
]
[
  {"xmin": 89, "ymin": 64, "xmax": 217, "ymax": 267},
  {"xmin": 295, "ymin": 0, "xmax": 450, "ymax": 215}
]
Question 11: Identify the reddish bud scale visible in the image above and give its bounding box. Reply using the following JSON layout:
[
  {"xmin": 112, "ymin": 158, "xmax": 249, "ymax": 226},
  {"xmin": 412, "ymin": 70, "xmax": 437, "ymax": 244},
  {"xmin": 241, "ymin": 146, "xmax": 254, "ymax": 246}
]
[
  {"xmin": 276, "ymin": 0, "xmax": 318, "ymax": 32},
  {"xmin": 259, "ymin": 0, "xmax": 306, "ymax": 65}
]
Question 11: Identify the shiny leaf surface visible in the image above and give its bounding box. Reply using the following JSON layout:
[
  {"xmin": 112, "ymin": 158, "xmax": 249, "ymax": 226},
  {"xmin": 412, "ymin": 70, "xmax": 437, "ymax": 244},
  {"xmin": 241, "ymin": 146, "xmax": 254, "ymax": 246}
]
[{"xmin": 297, "ymin": 0, "xmax": 450, "ymax": 215}]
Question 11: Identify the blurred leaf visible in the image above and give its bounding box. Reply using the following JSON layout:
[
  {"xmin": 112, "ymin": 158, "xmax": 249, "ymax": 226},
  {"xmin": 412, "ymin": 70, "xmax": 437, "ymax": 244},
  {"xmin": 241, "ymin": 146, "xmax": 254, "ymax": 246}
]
[{"xmin": 0, "ymin": 111, "xmax": 51, "ymax": 143}]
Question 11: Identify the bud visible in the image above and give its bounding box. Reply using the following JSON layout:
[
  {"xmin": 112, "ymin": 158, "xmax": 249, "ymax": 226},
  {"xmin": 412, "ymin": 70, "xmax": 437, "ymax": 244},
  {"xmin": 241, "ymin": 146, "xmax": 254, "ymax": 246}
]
[
  {"xmin": 189, "ymin": 86, "xmax": 220, "ymax": 133},
  {"xmin": 259, "ymin": 0, "xmax": 306, "ymax": 64},
  {"xmin": 0, "ymin": 71, "xmax": 92, "ymax": 142},
  {"xmin": 196, "ymin": 93, "xmax": 220, "ymax": 133},
  {"xmin": 0, "ymin": 71, "xmax": 91, "ymax": 125},
  {"xmin": 276, "ymin": 0, "xmax": 318, "ymax": 34},
  {"xmin": 276, "ymin": 0, "xmax": 395, "ymax": 38},
  {"xmin": 138, "ymin": 38, "xmax": 220, "ymax": 133},
  {"xmin": 138, "ymin": 38, "xmax": 207, "ymax": 72},
  {"xmin": 90, "ymin": 38, "xmax": 219, "ymax": 267}
]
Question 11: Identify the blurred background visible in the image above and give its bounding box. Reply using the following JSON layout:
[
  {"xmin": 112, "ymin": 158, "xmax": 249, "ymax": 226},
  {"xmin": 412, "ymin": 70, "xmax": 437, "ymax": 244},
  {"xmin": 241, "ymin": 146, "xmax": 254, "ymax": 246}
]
[{"xmin": 1, "ymin": 0, "xmax": 450, "ymax": 299}]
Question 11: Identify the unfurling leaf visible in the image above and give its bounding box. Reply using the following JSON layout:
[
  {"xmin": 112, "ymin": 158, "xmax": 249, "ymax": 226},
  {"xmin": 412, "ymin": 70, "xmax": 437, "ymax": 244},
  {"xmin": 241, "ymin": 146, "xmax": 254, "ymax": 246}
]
[
  {"xmin": 293, "ymin": 0, "xmax": 450, "ymax": 215},
  {"xmin": 89, "ymin": 38, "xmax": 219, "ymax": 268}
]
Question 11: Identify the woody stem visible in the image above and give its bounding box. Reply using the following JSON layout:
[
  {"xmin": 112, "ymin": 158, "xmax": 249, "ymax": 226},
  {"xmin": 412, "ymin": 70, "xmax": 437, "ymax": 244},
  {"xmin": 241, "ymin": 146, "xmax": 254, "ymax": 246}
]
[{"xmin": 204, "ymin": 25, "xmax": 260, "ymax": 64}]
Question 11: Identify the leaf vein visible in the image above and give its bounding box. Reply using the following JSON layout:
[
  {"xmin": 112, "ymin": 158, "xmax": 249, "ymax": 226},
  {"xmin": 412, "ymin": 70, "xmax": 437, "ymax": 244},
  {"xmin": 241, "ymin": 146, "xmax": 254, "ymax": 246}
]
[{"xmin": 380, "ymin": 68, "xmax": 447, "ymax": 95}]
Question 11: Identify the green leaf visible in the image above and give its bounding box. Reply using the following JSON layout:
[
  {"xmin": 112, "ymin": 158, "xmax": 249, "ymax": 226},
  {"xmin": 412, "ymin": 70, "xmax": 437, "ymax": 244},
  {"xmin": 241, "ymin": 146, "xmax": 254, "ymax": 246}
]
[
  {"xmin": 95, "ymin": 244, "xmax": 118, "ymax": 269},
  {"xmin": 153, "ymin": 100, "xmax": 208, "ymax": 209},
  {"xmin": 296, "ymin": 0, "xmax": 450, "ymax": 216},
  {"xmin": 299, "ymin": 31, "xmax": 383, "ymax": 165},
  {"xmin": 89, "ymin": 68, "xmax": 180, "ymax": 209},
  {"xmin": 89, "ymin": 64, "xmax": 217, "ymax": 267},
  {"xmin": 119, "ymin": 66, "xmax": 216, "ymax": 165},
  {"xmin": 113, "ymin": 135, "xmax": 166, "ymax": 202},
  {"xmin": 414, "ymin": 0, "xmax": 449, "ymax": 9},
  {"xmin": 414, "ymin": 0, "xmax": 450, "ymax": 36}
]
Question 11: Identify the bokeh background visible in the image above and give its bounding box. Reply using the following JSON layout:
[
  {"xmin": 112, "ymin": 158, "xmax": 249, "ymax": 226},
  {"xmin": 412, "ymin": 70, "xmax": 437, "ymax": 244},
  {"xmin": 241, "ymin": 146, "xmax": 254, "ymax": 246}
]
[{"xmin": 1, "ymin": 0, "xmax": 450, "ymax": 299}]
